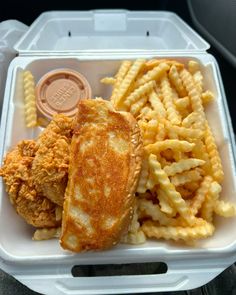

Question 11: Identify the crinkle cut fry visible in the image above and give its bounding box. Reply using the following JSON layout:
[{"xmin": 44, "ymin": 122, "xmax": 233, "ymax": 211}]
[
  {"xmin": 130, "ymin": 96, "xmax": 148, "ymax": 117},
  {"xmin": 148, "ymin": 90, "xmax": 166, "ymax": 119},
  {"xmin": 146, "ymin": 172, "xmax": 156, "ymax": 190},
  {"xmin": 142, "ymin": 119, "xmax": 159, "ymax": 146},
  {"xmin": 121, "ymin": 202, "xmax": 146, "ymax": 245},
  {"xmin": 137, "ymin": 156, "xmax": 149, "ymax": 193},
  {"xmin": 163, "ymin": 158, "xmax": 205, "ymax": 177},
  {"xmin": 156, "ymin": 122, "xmax": 166, "ymax": 141},
  {"xmin": 121, "ymin": 230, "xmax": 146, "ymax": 244},
  {"xmin": 160, "ymin": 76, "xmax": 181, "ymax": 125},
  {"xmin": 190, "ymin": 176, "xmax": 213, "ymax": 216},
  {"xmin": 188, "ymin": 60, "xmax": 199, "ymax": 74},
  {"xmin": 164, "ymin": 118, "xmax": 178, "ymax": 140},
  {"xmin": 164, "ymin": 119, "xmax": 204, "ymax": 139},
  {"xmin": 148, "ymin": 154, "xmax": 195, "ymax": 226},
  {"xmin": 145, "ymin": 59, "xmax": 184, "ymax": 71},
  {"xmin": 201, "ymin": 181, "xmax": 221, "ymax": 222},
  {"xmin": 169, "ymin": 65, "xmax": 187, "ymax": 97},
  {"xmin": 115, "ymin": 59, "xmax": 146, "ymax": 109},
  {"xmin": 214, "ymin": 200, "xmax": 236, "ymax": 217},
  {"xmin": 33, "ymin": 227, "xmax": 61, "ymax": 240},
  {"xmin": 142, "ymin": 220, "xmax": 215, "ymax": 241},
  {"xmin": 157, "ymin": 188, "xmax": 176, "ymax": 216},
  {"xmin": 100, "ymin": 77, "xmax": 116, "ymax": 85},
  {"xmin": 140, "ymin": 105, "xmax": 153, "ymax": 119},
  {"xmin": 123, "ymin": 80, "xmax": 155, "ymax": 110},
  {"xmin": 138, "ymin": 199, "xmax": 174, "ymax": 225},
  {"xmin": 170, "ymin": 169, "xmax": 202, "ymax": 186},
  {"xmin": 191, "ymin": 139, "xmax": 212, "ymax": 175},
  {"xmin": 182, "ymin": 112, "xmax": 200, "ymax": 128},
  {"xmin": 110, "ymin": 60, "xmax": 131, "ymax": 104},
  {"xmin": 180, "ymin": 69, "xmax": 205, "ymax": 130},
  {"xmin": 193, "ymin": 71, "xmax": 204, "ymax": 93},
  {"xmin": 138, "ymin": 199, "xmax": 205, "ymax": 227},
  {"xmin": 205, "ymin": 122, "xmax": 224, "ymax": 183},
  {"xmin": 23, "ymin": 70, "xmax": 37, "ymax": 128},
  {"xmin": 202, "ymin": 90, "xmax": 214, "ymax": 105},
  {"xmin": 145, "ymin": 139, "xmax": 195, "ymax": 154},
  {"xmin": 175, "ymin": 96, "xmax": 190, "ymax": 110},
  {"xmin": 135, "ymin": 62, "xmax": 170, "ymax": 87}
]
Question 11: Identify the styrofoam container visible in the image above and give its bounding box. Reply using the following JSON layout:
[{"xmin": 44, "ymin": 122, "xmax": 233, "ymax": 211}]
[
  {"xmin": 0, "ymin": 20, "xmax": 28, "ymax": 114},
  {"xmin": 0, "ymin": 10, "xmax": 236, "ymax": 295}
]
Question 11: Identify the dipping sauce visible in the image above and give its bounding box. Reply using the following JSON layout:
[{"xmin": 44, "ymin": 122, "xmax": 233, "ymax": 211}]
[{"xmin": 35, "ymin": 69, "xmax": 92, "ymax": 120}]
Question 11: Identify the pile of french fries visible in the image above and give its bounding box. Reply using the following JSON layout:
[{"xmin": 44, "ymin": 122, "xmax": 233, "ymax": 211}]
[{"xmin": 101, "ymin": 58, "xmax": 236, "ymax": 245}]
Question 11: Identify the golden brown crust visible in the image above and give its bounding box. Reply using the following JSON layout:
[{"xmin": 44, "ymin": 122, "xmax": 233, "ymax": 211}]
[
  {"xmin": 0, "ymin": 140, "xmax": 60, "ymax": 228},
  {"xmin": 32, "ymin": 114, "xmax": 73, "ymax": 206},
  {"xmin": 60, "ymin": 99, "xmax": 143, "ymax": 252}
]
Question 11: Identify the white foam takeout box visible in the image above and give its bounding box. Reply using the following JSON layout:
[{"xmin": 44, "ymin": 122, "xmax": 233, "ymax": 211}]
[
  {"xmin": 0, "ymin": 20, "xmax": 28, "ymax": 113},
  {"xmin": 0, "ymin": 10, "xmax": 236, "ymax": 295}
]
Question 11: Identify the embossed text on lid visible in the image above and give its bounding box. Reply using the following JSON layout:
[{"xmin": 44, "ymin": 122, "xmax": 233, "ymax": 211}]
[{"xmin": 36, "ymin": 69, "xmax": 92, "ymax": 120}]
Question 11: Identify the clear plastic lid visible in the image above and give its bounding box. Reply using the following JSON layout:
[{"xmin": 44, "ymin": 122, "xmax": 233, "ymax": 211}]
[{"xmin": 14, "ymin": 10, "xmax": 210, "ymax": 55}]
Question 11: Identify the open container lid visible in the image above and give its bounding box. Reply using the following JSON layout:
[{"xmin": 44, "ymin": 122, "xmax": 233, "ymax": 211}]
[{"xmin": 14, "ymin": 10, "xmax": 210, "ymax": 55}]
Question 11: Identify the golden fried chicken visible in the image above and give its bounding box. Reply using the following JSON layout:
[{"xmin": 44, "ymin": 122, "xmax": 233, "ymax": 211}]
[
  {"xmin": 0, "ymin": 140, "xmax": 61, "ymax": 228},
  {"xmin": 32, "ymin": 114, "xmax": 73, "ymax": 206}
]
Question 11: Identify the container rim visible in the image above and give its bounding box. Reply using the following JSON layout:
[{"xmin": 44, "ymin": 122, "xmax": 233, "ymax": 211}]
[{"xmin": 0, "ymin": 53, "xmax": 236, "ymax": 265}]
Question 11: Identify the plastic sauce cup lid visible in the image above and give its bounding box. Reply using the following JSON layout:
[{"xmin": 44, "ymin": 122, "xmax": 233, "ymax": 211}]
[{"xmin": 35, "ymin": 69, "xmax": 92, "ymax": 119}]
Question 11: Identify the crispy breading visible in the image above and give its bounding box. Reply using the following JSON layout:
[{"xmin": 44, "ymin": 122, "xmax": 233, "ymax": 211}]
[
  {"xmin": 32, "ymin": 114, "xmax": 73, "ymax": 206},
  {"xmin": 0, "ymin": 140, "xmax": 60, "ymax": 228},
  {"xmin": 60, "ymin": 99, "xmax": 143, "ymax": 252}
]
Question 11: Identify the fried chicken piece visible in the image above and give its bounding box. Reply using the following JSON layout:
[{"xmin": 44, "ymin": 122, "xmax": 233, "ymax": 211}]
[
  {"xmin": 32, "ymin": 114, "xmax": 73, "ymax": 206},
  {"xmin": 0, "ymin": 140, "xmax": 61, "ymax": 228}
]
